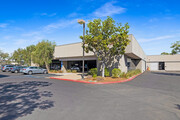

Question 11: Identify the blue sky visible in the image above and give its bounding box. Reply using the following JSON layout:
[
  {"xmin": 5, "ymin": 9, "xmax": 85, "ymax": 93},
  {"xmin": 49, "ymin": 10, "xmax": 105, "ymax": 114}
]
[{"xmin": 0, "ymin": 0, "xmax": 180, "ymax": 55}]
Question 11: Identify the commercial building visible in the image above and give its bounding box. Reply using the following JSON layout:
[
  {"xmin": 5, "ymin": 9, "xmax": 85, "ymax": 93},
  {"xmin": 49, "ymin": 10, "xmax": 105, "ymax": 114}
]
[
  {"xmin": 52, "ymin": 34, "xmax": 180, "ymax": 73},
  {"xmin": 146, "ymin": 55, "xmax": 180, "ymax": 71},
  {"xmin": 53, "ymin": 34, "xmax": 146, "ymax": 74}
]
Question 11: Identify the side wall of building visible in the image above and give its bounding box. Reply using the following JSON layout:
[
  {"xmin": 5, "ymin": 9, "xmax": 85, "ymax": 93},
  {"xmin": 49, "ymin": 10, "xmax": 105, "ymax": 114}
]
[
  {"xmin": 147, "ymin": 55, "xmax": 180, "ymax": 71},
  {"xmin": 165, "ymin": 62, "xmax": 180, "ymax": 71}
]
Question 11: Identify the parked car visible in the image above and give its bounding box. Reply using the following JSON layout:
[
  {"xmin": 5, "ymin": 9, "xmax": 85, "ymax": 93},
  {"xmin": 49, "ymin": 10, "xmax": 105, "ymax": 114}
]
[
  {"xmin": 0, "ymin": 65, "xmax": 4, "ymax": 70},
  {"xmin": 71, "ymin": 66, "xmax": 80, "ymax": 72},
  {"xmin": 11, "ymin": 66, "xmax": 27, "ymax": 73},
  {"xmin": 22, "ymin": 66, "xmax": 48, "ymax": 75},
  {"xmin": 2, "ymin": 65, "xmax": 15, "ymax": 72}
]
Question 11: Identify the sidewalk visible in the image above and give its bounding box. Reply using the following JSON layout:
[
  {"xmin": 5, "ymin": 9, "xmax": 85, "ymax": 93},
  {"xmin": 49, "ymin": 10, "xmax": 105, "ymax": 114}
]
[{"xmin": 49, "ymin": 73, "xmax": 85, "ymax": 80}]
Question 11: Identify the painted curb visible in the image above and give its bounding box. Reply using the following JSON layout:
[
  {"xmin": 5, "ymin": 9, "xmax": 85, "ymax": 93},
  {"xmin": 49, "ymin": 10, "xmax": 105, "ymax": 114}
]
[{"xmin": 49, "ymin": 73, "xmax": 142, "ymax": 84}]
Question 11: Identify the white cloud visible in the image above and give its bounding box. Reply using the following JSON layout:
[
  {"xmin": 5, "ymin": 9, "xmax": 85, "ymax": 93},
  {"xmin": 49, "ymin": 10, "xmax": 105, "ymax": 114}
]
[
  {"xmin": 41, "ymin": 13, "xmax": 47, "ymax": 16},
  {"xmin": 43, "ymin": 19, "xmax": 78, "ymax": 31},
  {"xmin": 21, "ymin": 31, "xmax": 40, "ymax": 37},
  {"xmin": 14, "ymin": 39, "xmax": 27, "ymax": 45},
  {"xmin": 0, "ymin": 23, "xmax": 8, "ymax": 28},
  {"xmin": 3, "ymin": 36, "xmax": 13, "ymax": 40},
  {"xmin": 139, "ymin": 34, "xmax": 180, "ymax": 43},
  {"xmin": 149, "ymin": 18, "xmax": 158, "ymax": 22},
  {"xmin": 68, "ymin": 12, "xmax": 78, "ymax": 18},
  {"xmin": 40, "ymin": 13, "xmax": 57, "ymax": 17},
  {"xmin": 93, "ymin": 1, "xmax": 126, "ymax": 17}
]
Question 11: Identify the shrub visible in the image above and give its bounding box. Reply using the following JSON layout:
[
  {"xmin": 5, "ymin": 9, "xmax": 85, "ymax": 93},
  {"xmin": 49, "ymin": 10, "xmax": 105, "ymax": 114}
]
[
  {"xmin": 126, "ymin": 69, "xmax": 142, "ymax": 78},
  {"xmin": 112, "ymin": 68, "xmax": 121, "ymax": 78},
  {"xmin": 72, "ymin": 70, "xmax": 77, "ymax": 73},
  {"xmin": 89, "ymin": 68, "xmax": 98, "ymax": 78},
  {"xmin": 49, "ymin": 70, "xmax": 63, "ymax": 73},
  {"xmin": 67, "ymin": 69, "xmax": 71, "ymax": 73},
  {"xmin": 93, "ymin": 76, "xmax": 104, "ymax": 81},
  {"xmin": 135, "ymin": 69, "xmax": 141, "ymax": 74},
  {"xmin": 120, "ymin": 72, "xmax": 128, "ymax": 78},
  {"xmin": 104, "ymin": 68, "xmax": 110, "ymax": 77}
]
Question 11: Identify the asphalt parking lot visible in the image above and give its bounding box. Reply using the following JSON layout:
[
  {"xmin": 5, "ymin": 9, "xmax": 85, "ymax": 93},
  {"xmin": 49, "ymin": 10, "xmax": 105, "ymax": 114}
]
[
  {"xmin": 0, "ymin": 71, "xmax": 180, "ymax": 120},
  {"xmin": 0, "ymin": 71, "xmax": 58, "ymax": 79}
]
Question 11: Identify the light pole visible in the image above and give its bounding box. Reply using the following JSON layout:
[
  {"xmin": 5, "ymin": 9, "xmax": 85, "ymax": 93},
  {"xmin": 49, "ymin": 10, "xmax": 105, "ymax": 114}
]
[{"xmin": 78, "ymin": 19, "xmax": 85, "ymax": 80}]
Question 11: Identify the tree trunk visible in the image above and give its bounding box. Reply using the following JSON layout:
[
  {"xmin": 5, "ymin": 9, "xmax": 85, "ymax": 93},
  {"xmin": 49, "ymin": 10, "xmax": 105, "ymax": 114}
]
[
  {"xmin": 45, "ymin": 61, "xmax": 50, "ymax": 72},
  {"xmin": 102, "ymin": 62, "xmax": 105, "ymax": 77}
]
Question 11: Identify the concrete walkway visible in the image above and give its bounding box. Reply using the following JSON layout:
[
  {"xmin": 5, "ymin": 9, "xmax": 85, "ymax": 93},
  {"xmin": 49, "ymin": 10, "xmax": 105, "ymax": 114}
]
[{"xmin": 50, "ymin": 73, "xmax": 86, "ymax": 80}]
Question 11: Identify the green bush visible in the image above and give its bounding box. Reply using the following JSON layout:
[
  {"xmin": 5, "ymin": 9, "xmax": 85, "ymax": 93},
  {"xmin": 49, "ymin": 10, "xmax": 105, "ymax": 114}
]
[
  {"xmin": 120, "ymin": 72, "xmax": 128, "ymax": 78},
  {"xmin": 104, "ymin": 68, "xmax": 110, "ymax": 77},
  {"xmin": 72, "ymin": 70, "xmax": 77, "ymax": 73},
  {"xmin": 67, "ymin": 69, "xmax": 71, "ymax": 73},
  {"xmin": 49, "ymin": 70, "xmax": 63, "ymax": 73},
  {"xmin": 126, "ymin": 69, "xmax": 141, "ymax": 78},
  {"xmin": 112, "ymin": 68, "xmax": 121, "ymax": 78},
  {"xmin": 89, "ymin": 68, "xmax": 98, "ymax": 78}
]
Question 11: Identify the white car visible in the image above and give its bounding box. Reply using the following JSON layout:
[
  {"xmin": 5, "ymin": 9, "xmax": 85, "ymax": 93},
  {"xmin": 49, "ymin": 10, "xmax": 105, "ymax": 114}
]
[{"xmin": 22, "ymin": 66, "xmax": 48, "ymax": 75}]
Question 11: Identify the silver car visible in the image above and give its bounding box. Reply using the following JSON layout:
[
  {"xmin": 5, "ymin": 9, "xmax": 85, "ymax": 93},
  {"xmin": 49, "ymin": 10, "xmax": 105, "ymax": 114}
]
[{"xmin": 22, "ymin": 66, "xmax": 48, "ymax": 75}]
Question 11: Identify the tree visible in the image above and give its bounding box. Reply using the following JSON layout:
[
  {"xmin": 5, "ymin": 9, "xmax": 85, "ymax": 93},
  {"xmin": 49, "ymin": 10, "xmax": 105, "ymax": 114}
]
[
  {"xmin": 12, "ymin": 48, "xmax": 24, "ymax": 65},
  {"xmin": 0, "ymin": 50, "xmax": 10, "ymax": 64},
  {"xmin": 161, "ymin": 52, "xmax": 171, "ymax": 55},
  {"xmin": 80, "ymin": 17, "xmax": 130, "ymax": 77},
  {"xmin": 23, "ymin": 45, "xmax": 36, "ymax": 66},
  {"xmin": 161, "ymin": 41, "xmax": 180, "ymax": 55},
  {"xmin": 12, "ymin": 45, "xmax": 36, "ymax": 66},
  {"xmin": 32, "ymin": 40, "xmax": 56, "ymax": 72},
  {"xmin": 171, "ymin": 41, "xmax": 180, "ymax": 54}
]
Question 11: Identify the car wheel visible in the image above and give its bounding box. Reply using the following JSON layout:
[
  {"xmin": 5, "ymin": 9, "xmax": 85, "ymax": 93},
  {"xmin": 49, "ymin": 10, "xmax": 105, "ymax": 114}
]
[
  {"xmin": 43, "ymin": 70, "xmax": 48, "ymax": 74},
  {"xmin": 28, "ymin": 71, "xmax": 33, "ymax": 75},
  {"xmin": 15, "ymin": 70, "xmax": 18, "ymax": 73}
]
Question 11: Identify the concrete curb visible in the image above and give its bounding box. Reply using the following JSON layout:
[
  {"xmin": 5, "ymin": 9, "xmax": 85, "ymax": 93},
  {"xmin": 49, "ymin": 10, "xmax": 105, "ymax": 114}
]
[{"xmin": 49, "ymin": 73, "xmax": 142, "ymax": 84}]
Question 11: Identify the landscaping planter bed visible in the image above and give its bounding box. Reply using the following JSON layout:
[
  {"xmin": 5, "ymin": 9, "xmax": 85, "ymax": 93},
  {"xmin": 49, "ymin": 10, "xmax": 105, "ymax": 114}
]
[
  {"xmin": 50, "ymin": 73, "xmax": 142, "ymax": 84},
  {"xmin": 84, "ymin": 77, "xmax": 127, "ymax": 82}
]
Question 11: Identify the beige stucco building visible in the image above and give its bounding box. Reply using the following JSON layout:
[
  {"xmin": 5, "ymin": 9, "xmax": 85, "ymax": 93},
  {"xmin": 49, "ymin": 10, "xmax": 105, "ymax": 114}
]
[
  {"xmin": 146, "ymin": 55, "xmax": 180, "ymax": 71},
  {"xmin": 52, "ymin": 34, "xmax": 180, "ymax": 73},
  {"xmin": 52, "ymin": 34, "xmax": 147, "ymax": 74}
]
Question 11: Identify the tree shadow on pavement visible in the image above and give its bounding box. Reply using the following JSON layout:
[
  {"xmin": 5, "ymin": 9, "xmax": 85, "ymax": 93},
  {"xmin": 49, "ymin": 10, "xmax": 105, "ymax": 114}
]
[
  {"xmin": 0, "ymin": 74, "xmax": 9, "ymax": 78},
  {"xmin": 0, "ymin": 81, "xmax": 54, "ymax": 120},
  {"xmin": 175, "ymin": 104, "xmax": 180, "ymax": 110},
  {"xmin": 151, "ymin": 72, "xmax": 180, "ymax": 76}
]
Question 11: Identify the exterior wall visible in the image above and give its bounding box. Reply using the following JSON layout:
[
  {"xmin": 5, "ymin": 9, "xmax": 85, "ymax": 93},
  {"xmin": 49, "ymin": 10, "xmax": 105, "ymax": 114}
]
[
  {"xmin": 53, "ymin": 34, "xmax": 147, "ymax": 73},
  {"xmin": 125, "ymin": 34, "xmax": 146, "ymax": 60},
  {"xmin": 136, "ymin": 60, "xmax": 146, "ymax": 72},
  {"xmin": 165, "ymin": 62, "xmax": 180, "ymax": 71},
  {"xmin": 54, "ymin": 42, "xmax": 94, "ymax": 59},
  {"xmin": 146, "ymin": 62, "xmax": 159, "ymax": 71},
  {"xmin": 118, "ymin": 55, "xmax": 128, "ymax": 73},
  {"xmin": 146, "ymin": 55, "xmax": 180, "ymax": 71},
  {"xmin": 147, "ymin": 55, "xmax": 180, "ymax": 62}
]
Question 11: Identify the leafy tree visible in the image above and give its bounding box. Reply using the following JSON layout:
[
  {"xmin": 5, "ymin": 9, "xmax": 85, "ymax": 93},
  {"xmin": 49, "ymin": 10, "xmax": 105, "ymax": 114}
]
[
  {"xmin": 23, "ymin": 45, "xmax": 36, "ymax": 66},
  {"xmin": 32, "ymin": 40, "xmax": 56, "ymax": 72},
  {"xmin": 12, "ymin": 48, "xmax": 24, "ymax": 65},
  {"xmin": 0, "ymin": 50, "xmax": 10, "ymax": 64},
  {"xmin": 171, "ymin": 41, "xmax": 180, "ymax": 54},
  {"xmin": 80, "ymin": 17, "xmax": 130, "ymax": 77},
  {"xmin": 161, "ymin": 52, "xmax": 171, "ymax": 55},
  {"xmin": 161, "ymin": 41, "xmax": 180, "ymax": 55},
  {"xmin": 12, "ymin": 45, "xmax": 35, "ymax": 66}
]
